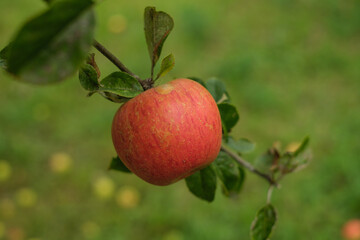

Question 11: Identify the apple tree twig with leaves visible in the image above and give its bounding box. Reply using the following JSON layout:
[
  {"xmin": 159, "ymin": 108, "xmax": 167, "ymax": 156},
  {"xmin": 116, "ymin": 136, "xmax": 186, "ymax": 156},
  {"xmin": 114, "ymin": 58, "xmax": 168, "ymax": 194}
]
[{"xmin": 0, "ymin": 1, "xmax": 312, "ymax": 239}]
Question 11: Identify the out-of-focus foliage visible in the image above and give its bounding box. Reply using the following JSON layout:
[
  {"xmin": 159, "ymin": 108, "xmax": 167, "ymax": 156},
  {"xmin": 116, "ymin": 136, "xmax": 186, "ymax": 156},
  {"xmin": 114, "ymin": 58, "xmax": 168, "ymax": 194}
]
[
  {"xmin": 5, "ymin": 0, "xmax": 95, "ymax": 84},
  {"xmin": 0, "ymin": 0, "xmax": 359, "ymax": 239}
]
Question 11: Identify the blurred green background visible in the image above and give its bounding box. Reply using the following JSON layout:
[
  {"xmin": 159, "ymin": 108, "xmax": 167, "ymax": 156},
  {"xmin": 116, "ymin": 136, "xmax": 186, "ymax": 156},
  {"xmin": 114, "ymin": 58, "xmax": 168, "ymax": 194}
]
[{"xmin": 1, "ymin": 0, "xmax": 360, "ymax": 239}]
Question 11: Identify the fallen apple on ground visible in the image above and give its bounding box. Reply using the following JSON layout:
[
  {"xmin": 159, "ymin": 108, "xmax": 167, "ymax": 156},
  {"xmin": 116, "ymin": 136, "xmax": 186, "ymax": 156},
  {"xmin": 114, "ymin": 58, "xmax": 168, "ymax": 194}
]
[
  {"xmin": 112, "ymin": 78, "xmax": 222, "ymax": 185},
  {"xmin": 342, "ymin": 219, "xmax": 360, "ymax": 240}
]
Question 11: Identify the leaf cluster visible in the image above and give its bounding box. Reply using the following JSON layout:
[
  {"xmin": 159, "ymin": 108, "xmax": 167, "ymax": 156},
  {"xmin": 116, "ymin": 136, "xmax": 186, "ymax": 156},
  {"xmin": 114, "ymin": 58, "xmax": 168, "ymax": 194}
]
[
  {"xmin": 254, "ymin": 136, "xmax": 311, "ymax": 182},
  {"xmin": 0, "ymin": 3, "xmax": 175, "ymax": 99},
  {"xmin": 78, "ymin": 7, "xmax": 175, "ymax": 100}
]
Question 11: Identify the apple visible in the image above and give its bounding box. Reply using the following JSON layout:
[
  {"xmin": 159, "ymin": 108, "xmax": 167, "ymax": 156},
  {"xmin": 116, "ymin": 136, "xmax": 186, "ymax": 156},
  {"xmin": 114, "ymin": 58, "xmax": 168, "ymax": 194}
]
[
  {"xmin": 342, "ymin": 219, "xmax": 360, "ymax": 240},
  {"xmin": 112, "ymin": 78, "xmax": 222, "ymax": 186}
]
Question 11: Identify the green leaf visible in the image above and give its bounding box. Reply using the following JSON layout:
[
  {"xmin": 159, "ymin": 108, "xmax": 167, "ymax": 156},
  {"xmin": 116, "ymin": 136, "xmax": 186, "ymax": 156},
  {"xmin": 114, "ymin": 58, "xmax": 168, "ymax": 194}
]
[
  {"xmin": 280, "ymin": 150, "xmax": 311, "ymax": 174},
  {"xmin": 185, "ymin": 165, "xmax": 217, "ymax": 202},
  {"xmin": 188, "ymin": 77, "xmax": 206, "ymax": 87},
  {"xmin": 205, "ymin": 78, "xmax": 228, "ymax": 103},
  {"xmin": 277, "ymin": 137, "xmax": 311, "ymax": 174},
  {"xmin": 254, "ymin": 149, "xmax": 280, "ymax": 175},
  {"xmin": 292, "ymin": 136, "xmax": 310, "ymax": 157},
  {"xmin": 144, "ymin": 7, "xmax": 174, "ymax": 69},
  {"xmin": 0, "ymin": 44, "xmax": 10, "ymax": 69},
  {"xmin": 218, "ymin": 103, "xmax": 239, "ymax": 133},
  {"xmin": 99, "ymin": 72, "xmax": 143, "ymax": 98},
  {"xmin": 291, "ymin": 149, "xmax": 311, "ymax": 172},
  {"xmin": 98, "ymin": 92, "xmax": 131, "ymax": 103},
  {"xmin": 155, "ymin": 53, "xmax": 175, "ymax": 80},
  {"xmin": 109, "ymin": 156, "xmax": 132, "ymax": 173},
  {"xmin": 7, "ymin": 0, "xmax": 95, "ymax": 84},
  {"xmin": 79, "ymin": 64, "xmax": 99, "ymax": 91},
  {"xmin": 251, "ymin": 204, "xmax": 277, "ymax": 240},
  {"xmin": 225, "ymin": 136, "xmax": 256, "ymax": 154},
  {"xmin": 213, "ymin": 152, "xmax": 245, "ymax": 197}
]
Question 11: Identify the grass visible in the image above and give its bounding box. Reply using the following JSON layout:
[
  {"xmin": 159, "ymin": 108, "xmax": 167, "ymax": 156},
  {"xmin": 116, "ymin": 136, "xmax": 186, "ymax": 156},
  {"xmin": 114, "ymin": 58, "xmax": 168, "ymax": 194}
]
[{"xmin": 0, "ymin": 0, "xmax": 360, "ymax": 239}]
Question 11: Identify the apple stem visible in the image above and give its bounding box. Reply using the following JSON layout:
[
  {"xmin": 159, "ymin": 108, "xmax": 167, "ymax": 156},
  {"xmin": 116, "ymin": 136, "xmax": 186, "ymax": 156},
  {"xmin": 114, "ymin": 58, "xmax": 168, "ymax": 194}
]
[
  {"xmin": 220, "ymin": 144, "xmax": 279, "ymax": 187},
  {"xmin": 139, "ymin": 78, "xmax": 154, "ymax": 90}
]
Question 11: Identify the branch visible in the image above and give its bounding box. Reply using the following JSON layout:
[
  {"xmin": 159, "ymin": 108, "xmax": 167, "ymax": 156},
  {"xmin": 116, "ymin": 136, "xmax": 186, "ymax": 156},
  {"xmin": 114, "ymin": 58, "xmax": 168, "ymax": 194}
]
[
  {"xmin": 220, "ymin": 144, "xmax": 278, "ymax": 187},
  {"xmin": 92, "ymin": 39, "xmax": 140, "ymax": 81},
  {"xmin": 267, "ymin": 185, "xmax": 274, "ymax": 204}
]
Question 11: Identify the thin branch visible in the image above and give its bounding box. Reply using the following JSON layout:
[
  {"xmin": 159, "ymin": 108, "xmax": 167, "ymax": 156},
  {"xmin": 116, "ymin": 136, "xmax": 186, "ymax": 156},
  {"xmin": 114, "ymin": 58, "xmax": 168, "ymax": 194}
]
[
  {"xmin": 267, "ymin": 185, "xmax": 274, "ymax": 204},
  {"xmin": 92, "ymin": 39, "xmax": 140, "ymax": 81},
  {"xmin": 220, "ymin": 144, "xmax": 278, "ymax": 187}
]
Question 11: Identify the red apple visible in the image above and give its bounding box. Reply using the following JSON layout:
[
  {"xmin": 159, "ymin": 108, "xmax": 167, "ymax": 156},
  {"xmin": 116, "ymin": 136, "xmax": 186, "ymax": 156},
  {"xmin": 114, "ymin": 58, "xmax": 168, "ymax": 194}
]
[
  {"xmin": 112, "ymin": 78, "xmax": 222, "ymax": 186},
  {"xmin": 342, "ymin": 219, "xmax": 360, "ymax": 240}
]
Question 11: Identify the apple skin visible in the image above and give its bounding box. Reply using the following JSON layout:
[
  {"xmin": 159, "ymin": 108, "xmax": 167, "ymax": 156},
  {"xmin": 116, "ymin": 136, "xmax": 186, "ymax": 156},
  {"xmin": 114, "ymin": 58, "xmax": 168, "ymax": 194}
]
[{"xmin": 112, "ymin": 78, "xmax": 222, "ymax": 186}]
